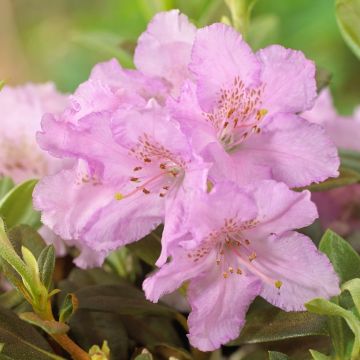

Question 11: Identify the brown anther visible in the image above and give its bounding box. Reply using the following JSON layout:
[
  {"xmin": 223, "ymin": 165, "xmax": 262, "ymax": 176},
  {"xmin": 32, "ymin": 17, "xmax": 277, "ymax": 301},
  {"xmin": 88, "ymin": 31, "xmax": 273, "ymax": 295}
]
[
  {"xmin": 227, "ymin": 108, "xmax": 235, "ymax": 118},
  {"xmin": 130, "ymin": 177, "xmax": 139, "ymax": 182},
  {"xmin": 245, "ymin": 239, "xmax": 250, "ymax": 245},
  {"xmin": 163, "ymin": 186, "xmax": 169, "ymax": 190},
  {"xmin": 223, "ymin": 121, "xmax": 229, "ymax": 128},
  {"xmin": 133, "ymin": 166, "xmax": 142, "ymax": 171},
  {"xmin": 160, "ymin": 163, "xmax": 166, "ymax": 170},
  {"xmin": 256, "ymin": 127, "xmax": 261, "ymax": 134},
  {"xmin": 159, "ymin": 193, "xmax": 165, "ymax": 197},
  {"xmin": 142, "ymin": 188, "xmax": 150, "ymax": 194},
  {"xmin": 223, "ymin": 272, "xmax": 228, "ymax": 279},
  {"xmin": 236, "ymin": 268, "xmax": 242, "ymax": 275},
  {"xmin": 229, "ymin": 267, "xmax": 234, "ymax": 274},
  {"xmin": 144, "ymin": 158, "xmax": 151, "ymax": 163},
  {"xmin": 248, "ymin": 252, "xmax": 257, "ymax": 261}
]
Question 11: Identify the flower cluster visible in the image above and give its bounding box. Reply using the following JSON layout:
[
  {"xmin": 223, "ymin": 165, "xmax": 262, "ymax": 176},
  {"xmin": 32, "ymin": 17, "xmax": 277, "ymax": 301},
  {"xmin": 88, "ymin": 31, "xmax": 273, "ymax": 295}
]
[{"xmin": 31, "ymin": 11, "xmax": 341, "ymax": 350}]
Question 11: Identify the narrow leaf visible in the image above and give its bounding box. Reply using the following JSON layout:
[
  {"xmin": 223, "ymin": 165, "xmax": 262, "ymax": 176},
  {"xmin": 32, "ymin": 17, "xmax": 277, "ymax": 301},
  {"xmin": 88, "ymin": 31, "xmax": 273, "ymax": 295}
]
[
  {"xmin": 37, "ymin": 245, "xmax": 55, "ymax": 290},
  {"xmin": 268, "ymin": 352, "xmax": 289, "ymax": 360},
  {"xmin": 309, "ymin": 350, "xmax": 332, "ymax": 360},
  {"xmin": 0, "ymin": 178, "xmax": 15, "ymax": 200},
  {"xmin": 342, "ymin": 278, "xmax": 360, "ymax": 314},
  {"xmin": 19, "ymin": 312, "xmax": 69, "ymax": 335},
  {"xmin": 59, "ymin": 293, "xmax": 78, "ymax": 323}
]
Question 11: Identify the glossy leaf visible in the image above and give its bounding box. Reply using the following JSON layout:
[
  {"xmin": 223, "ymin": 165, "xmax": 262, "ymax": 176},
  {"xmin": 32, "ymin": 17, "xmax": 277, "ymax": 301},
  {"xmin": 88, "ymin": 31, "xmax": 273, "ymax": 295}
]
[
  {"xmin": 0, "ymin": 178, "xmax": 14, "ymax": 200},
  {"xmin": 0, "ymin": 180, "xmax": 40, "ymax": 230},
  {"xmin": 319, "ymin": 230, "xmax": 360, "ymax": 283},
  {"xmin": 0, "ymin": 306, "xmax": 63, "ymax": 359},
  {"xmin": 342, "ymin": 278, "xmax": 360, "ymax": 313},
  {"xmin": 336, "ymin": 0, "xmax": 360, "ymax": 59},
  {"xmin": 229, "ymin": 304, "xmax": 327, "ymax": 345}
]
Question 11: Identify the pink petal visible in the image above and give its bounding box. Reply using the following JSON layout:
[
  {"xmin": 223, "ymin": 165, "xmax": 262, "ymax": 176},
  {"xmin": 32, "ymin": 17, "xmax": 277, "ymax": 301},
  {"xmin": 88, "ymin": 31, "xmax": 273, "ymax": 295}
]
[
  {"xmin": 187, "ymin": 269, "xmax": 261, "ymax": 351},
  {"xmin": 257, "ymin": 45, "xmax": 316, "ymax": 114},
  {"xmin": 251, "ymin": 232, "xmax": 340, "ymax": 311},
  {"xmin": 245, "ymin": 180, "xmax": 318, "ymax": 239},
  {"xmin": 239, "ymin": 114, "xmax": 339, "ymax": 187},
  {"xmin": 189, "ymin": 23, "xmax": 261, "ymax": 112},
  {"xmin": 134, "ymin": 10, "xmax": 196, "ymax": 94},
  {"xmin": 33, "ymin": 161, "xmax": 115, "ymax": 241}
]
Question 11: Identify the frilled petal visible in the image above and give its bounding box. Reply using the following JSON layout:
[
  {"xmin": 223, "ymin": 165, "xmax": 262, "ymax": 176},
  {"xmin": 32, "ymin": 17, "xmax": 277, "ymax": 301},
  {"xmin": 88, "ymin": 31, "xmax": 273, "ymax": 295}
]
[
  {"xmin": 250, "ymin": 232, "xmax": 340, "ymax": 311},
  {"xmin": 183, "ymin": 182, "xmax": 257, "ymax": 248},
  {"xmin": 134, "ymin": 10, "xmax": 196, "ymax": 94},
  {"xmin": 187, "ymin": 269, "xmax": 261, "ymax": 351},
  {"xmin": 38, "ymin": 226, "xmax": 67, "ymax": 257},
  {"xmin": 80, "ymin": 190, "xmax": 164, "ymax": 253},
  {"xmin": 143, "ymin": 248, "xmax": 211, "ymax": 303},
  {"xmin": 110, "ymin": 104, "xmax": 192, "ymax": 162},
  {"xmin": 245, "ymin": 181, "xmax": 318, "ymax": 240},
  {"xmin": 67, "ymin": 59, "xmax": 169, "ymax": 122},
  {"xmin": 38, "ymin": 112, "xmax": 131, "ymax": 182},
  {"xmin": 238, "ymin": 114, "xmax": 339, "ymax": 187},
  {"xmin": 257, "ymin": 45, "xmax": 316, "ymax": 114},
  {"xmin": 167, "ymin": 81, "xmax": 217, "ymax": 154},
  {"xmin": 189, "ymin": 23, "xmax": 261, "ymax": 112},
  {"xmin": 33, "ymin": 161, "xmax": 115, "ymax": 241}
]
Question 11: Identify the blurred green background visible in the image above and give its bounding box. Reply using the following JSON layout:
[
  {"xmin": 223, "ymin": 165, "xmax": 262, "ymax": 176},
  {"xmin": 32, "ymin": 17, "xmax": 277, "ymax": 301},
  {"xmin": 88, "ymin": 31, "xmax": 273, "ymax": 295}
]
[{"xmin": 1, "ymin": 0, "xmax": 359, "ymax": 113}]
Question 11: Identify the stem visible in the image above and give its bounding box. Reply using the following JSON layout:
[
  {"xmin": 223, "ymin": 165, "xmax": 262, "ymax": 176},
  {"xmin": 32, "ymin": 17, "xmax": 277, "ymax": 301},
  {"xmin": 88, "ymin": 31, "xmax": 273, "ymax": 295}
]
[{"xmin": 50, "ymin": 334, "xmax": 90, "ymax": 360}]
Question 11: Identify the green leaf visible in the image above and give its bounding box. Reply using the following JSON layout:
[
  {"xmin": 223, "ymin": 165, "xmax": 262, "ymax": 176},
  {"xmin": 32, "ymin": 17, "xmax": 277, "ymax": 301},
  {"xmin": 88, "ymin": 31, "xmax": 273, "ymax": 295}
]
[
  {"xmin": 59, "ymin": 293, "xmax": 78, "ymax": 323},
  {"xmin": 342, "ymin": 278, "xmax": 360, "ymax": 314},
  {"xmin": 336, "ymin": 0, "xmax": 360, "ymax": 59},
  {"xmin": 0, "ymin": 180, "xmax": 40, "ymax": 230},
  {"xmin": 316, "ymin": 67, "xmax": 332, "ymax": 92},
  {"xmin": 309, "ymin": 350, "xmax": 332, "ymax": 360},
  {"xmin": 37, "ymin": 245, "xmax": 55, "ymax": 290},
  {"xmin": 340, "ymin": 149, "xmax": 360, "ymax": 174},
  {"xmin": 0, "ymin": 306, "xmax": 63, "ymax": 359},
  {"xmin": 0, "ymin": 178, "xmax": 15, "ymax": 200},
  {"xmin": 72, "ymin": 31, "xmax": 134, "ymax": 68},
  {"xmin": 135, "ymin": 349, "xmax": 153, "ymax": 360},
  {"xmin": 268, "ymin": 352, "xmax": 289, "ymax": 360},
  {"xmin": 306, "ymin": 298, "xmax": 360, "ymax": 359},
  {"xmin": 319, "ymin": 230, "xmax": 360, "ymax": 283},
  {"xmin": 127, "ymin": 230, "xmax": 161, "ymax": 266},
  {"xmin": 247, "ymin": 14, "xmax": 279, "ymax": 50},
  {"xmin": 19, "ymin": 312, "xmax": 69, "ymax": 335},
  {"xmin": 229, "ymin": 303, "xmax": 327, "ymax": 345},
  {"xmin": 74, "ymin": 284, "xmax": 175, "ymax": 317}
]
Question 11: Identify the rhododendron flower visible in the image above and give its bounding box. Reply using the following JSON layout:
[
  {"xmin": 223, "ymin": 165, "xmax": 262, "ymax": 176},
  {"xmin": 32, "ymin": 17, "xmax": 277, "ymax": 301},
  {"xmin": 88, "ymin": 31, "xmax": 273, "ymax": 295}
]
[
  {"xmin": 169, "ymin": 24, "xmax": 339, "ymax": 187},
  {"xmin": 302, "ymin": 88, "xmax": 360, "ymax": 152},
  {"xmin": 303, "ymin": 88, "xmax": 360, "ymax": 236},
  {"xmin": 0, "ymin": 83, "xmax": 67, "ymax": 182},
  {"xmin": 34, "ymin": 103, "xmax": 208, "ymax": 267},
  {"xmin": 0, "ymin": 83, "xmax": 69, "ymax": 255},
  {"xmin": 144, "ymin": 181, "xmax": 340, "ymax": 351}
]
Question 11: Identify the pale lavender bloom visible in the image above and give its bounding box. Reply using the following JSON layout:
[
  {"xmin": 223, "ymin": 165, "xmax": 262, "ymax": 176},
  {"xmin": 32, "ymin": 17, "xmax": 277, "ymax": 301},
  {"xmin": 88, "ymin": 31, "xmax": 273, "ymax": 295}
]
[
  {"xmin": 0, "ymin": 83, "xmax": 69, "ymax": 256},
  {"xmin": 34, "ymin": 102, "xmax": 208, "ymax": 267},
  {"xmin": 144, "ymin": 181, "xmax": 340, "ymax": 351},
  {"xmin": 169, "ymin": 24, "xmax": 339, "ymax": 187},
  {"xmin": 302, "ymin": 88, "xmax": 360, "ymax": 236}
]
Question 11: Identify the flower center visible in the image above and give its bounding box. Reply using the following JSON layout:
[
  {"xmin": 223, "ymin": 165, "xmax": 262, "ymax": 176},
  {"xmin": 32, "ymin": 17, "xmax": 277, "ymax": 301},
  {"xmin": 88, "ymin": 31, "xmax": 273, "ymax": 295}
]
[
  {"xmin": 188, "ymin": 217, "xmax": 282, "ymax": 289},
  {"xmin": 115, "ymin": 133, "xmax": 185, "ymax": 200},
  {"xmin": 204, "ymin": 76, "xmax": 267, "ymax": 152}
]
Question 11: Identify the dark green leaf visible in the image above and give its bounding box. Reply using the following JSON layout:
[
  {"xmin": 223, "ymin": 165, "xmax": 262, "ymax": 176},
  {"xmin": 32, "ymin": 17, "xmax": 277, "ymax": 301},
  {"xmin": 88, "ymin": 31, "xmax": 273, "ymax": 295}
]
[
  {"xmin": 319, "ymin": 229, "xmax": 360, "ymax": 283},
  {"xmin": 37, "ymin": 245, "xmax": 55, "ymax": 290},
  {"xmin": 309, "ymin": 349, "xmax": 331, "ymax": 360},
  {"xmin": 0, "ymin": 306, "xmax": 63, "ymax": 359},
  {"xmin": 268, "ymin": 351, "xmax": 289, "ymax": 360},
  {"xmin": 336, "ymin": 0, "xmax": 360, "ymax": 59},
  {"xmin": 0, "ymin": 178, "xmax": 15, "ymax": 200},
  {"xmin": 74, "ymin": 284, "xmax": 175, "ymax": 317},
  {"xmin": 127, "ymin": 231, "xmax": 161, "ymax": 266},
  {"xmin": 0, "ymin": 180, "xmax": 41, "ymax": 230},
  {"xmin": 19, "ymin": 312, "xmax": 69, "ymax": 335},
  {"xmin": 59, "ymin": 293, "xmax": 78, "ymax": 323},
  {"xmin": 229, "ymin": 304, "xmax": 327, "ymax": 345},
  {"xmin": 150, "ymin": 344, "xmax": 192, "ymax": 360}
]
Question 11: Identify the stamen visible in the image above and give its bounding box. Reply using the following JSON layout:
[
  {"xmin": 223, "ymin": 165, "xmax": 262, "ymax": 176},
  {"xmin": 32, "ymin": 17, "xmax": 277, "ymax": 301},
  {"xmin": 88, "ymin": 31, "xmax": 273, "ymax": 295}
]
[
  {"xmin": 133, "ymin": 166, "xmax": 142, "ymax": 171},
  {"xmin": 142, "ymin": 188, "xmax": 150, "ymax": 194}
]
